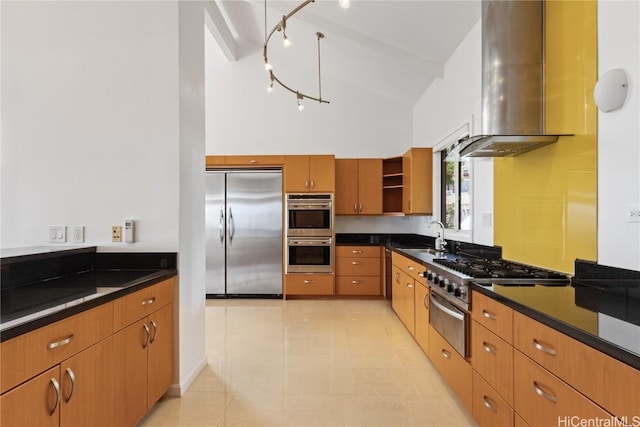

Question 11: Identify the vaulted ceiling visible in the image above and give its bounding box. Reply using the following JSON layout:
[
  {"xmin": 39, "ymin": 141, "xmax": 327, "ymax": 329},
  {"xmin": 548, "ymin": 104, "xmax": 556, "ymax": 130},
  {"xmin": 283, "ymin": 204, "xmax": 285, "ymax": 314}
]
[{"xmin": 213, "ymin": 0, "xmax": 481, "ymax": 105}]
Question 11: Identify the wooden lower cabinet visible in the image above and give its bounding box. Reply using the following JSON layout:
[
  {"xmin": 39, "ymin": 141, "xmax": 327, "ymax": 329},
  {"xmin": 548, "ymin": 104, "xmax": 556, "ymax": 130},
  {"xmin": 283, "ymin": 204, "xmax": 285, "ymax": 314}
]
[
  {"xmin": 335, "ymin": 245, "xmax": 381, "ymax": 296},
  {"xmin": 0, "ymin": 366, "xmax": 60, "ymax": 427},
  {"xmin": 472, "ymin": 371, "xmax": 514, "ymax": 427},
  {"xmin": 285, "ymin": 274, "xmax": 334, "ymax": 296},
  {"xmin": 113, "ymin": 303, "xmax": 173, "ymax": 426},
  {"xmin": 471, "ymin": 320, "xmax": 514, "ymax": 405},
  {"xmin": 428, "ymin": 325, "xmax": 472, "ymax": 412},
  {"xmin": 414, "ymin": 282, "xmax": 429, "ymax": 354},
  {"xmin": 391, "ymin": 266, "xmax": 415, "ymax": 335},
  {"xmin": 513, "ymin": 350, "xmax": 612, "ymax": 425}
]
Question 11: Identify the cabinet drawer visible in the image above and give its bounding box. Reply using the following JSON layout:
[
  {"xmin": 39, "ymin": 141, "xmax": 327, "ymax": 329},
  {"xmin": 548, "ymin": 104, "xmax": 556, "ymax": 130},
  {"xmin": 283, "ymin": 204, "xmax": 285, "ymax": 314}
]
[
  {"xmin": 335, "ymin": 245, "xmax": 380, "ymax": 258},
  {"xmin": 285, "ymin": 274, "xmax": 334, "ymax": 296},
  {"xmin": 428, "ymin": 325, "xmax": 472, "ymax": 413},
  {"xmin": 224, "ymin": 155, "xmax": 284, "ymax": 165},
  {"xmin": 472, "ymin": 370, "xmax": 514, "ymax": 427},
  {"xmin": 1, "ymin": 303, "xmax": 113, "ymax": 393},
  {"xmin": 336, "ymin": 257, "xmax": 380, "ymax": 276},
  {"xmin": 513, "ymin": 311, "xmax": 640, "ymax": 419},
  {"xmin": 335, "ymin": 276, "xmax": 380, "ymax": 295},
  {"xmin": 471, "ymin": 321, "xmax": 514, "ymax": 405},
  {"xmin": 113, "ymin": 278, "xmax": 174, "ymax": 332},
  {"xmin": 513, "ymin": 350, "xmax": 611, "ymax": 425},
  {"xmin": 471, "ymin": 291, "xmax": 513, "ymax": 343},
  {"xmin": 391, "ymin": 252, "xmax": 425, "ymax": 281}
]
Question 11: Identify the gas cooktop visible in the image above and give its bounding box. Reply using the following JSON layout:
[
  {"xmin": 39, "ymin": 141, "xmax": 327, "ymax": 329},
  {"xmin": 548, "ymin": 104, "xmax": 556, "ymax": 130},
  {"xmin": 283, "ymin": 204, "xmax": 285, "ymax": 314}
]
[{"xmin": 433, "ymin": 257, "xmax": 570, "ymax": 284}]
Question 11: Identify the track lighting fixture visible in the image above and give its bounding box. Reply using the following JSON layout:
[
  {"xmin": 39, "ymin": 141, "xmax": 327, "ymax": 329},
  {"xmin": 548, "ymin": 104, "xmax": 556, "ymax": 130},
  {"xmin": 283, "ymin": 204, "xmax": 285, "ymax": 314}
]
[{"xmin": 263, "ymin": 0, "xmax": 347, "ymax": 108}]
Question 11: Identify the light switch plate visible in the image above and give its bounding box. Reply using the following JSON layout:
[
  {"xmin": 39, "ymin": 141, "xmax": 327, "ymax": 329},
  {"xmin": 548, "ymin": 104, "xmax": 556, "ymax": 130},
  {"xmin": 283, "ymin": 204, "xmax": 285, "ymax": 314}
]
[
  {"xmin": 49, "ymin": 226, "xmax": 66, "ymax": 243},
  {"xmin": 72, "ymin": 226, "xmax": 84, "ymax": 243},
  {"xmin": 112, "ymin": 226, "xmax": 122, "ymax": 242}
]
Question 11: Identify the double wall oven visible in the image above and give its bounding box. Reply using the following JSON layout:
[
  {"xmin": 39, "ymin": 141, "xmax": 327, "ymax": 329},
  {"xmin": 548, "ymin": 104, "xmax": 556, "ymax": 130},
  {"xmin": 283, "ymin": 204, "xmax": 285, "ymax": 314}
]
[{"xmin": 285, "ymin": 194, "xmax": 334, "ymax": 273}]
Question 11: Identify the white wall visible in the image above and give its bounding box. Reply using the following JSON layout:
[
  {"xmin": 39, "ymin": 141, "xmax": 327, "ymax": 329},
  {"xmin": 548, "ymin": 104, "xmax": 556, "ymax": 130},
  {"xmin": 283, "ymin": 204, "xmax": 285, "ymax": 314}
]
[
  {"xmin": 597, "ymin": 0, "xmax": 640, "ymax": 270},
  {"xmin": 1, "ymin": 1, "xmax": 180, "ymax": 251},
  {"xmin": 412, "ymin": 21, "xmax": 494, "ymax": 246}
]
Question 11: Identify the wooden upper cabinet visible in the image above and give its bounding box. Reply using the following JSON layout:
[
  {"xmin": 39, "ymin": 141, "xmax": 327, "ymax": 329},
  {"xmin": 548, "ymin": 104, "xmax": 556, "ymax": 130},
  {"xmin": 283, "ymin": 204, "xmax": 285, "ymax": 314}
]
[
  {"xmin": 224, "ymin": 155, "xmax": 284, "ymax": 166},
  {"xmin": 205, "ymin": 156, "xmax": 226, "ymax": 167},
  {"xmin": 284, "ymin": 155, "xmax": 335, "ymax": 193},
  {"xmin": 335, "ymin": 159, "xmax": 382, "ymax": 215},
  {"xmin": 402, "ymin": 148, "xmax": 433, "ymax": 215}
]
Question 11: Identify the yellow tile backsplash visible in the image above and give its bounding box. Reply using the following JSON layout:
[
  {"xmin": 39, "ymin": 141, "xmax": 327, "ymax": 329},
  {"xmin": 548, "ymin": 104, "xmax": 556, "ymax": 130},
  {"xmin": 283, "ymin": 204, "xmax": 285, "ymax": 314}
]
[{"xmin": 494, "ymin": 0, "xmax": 598, "ymax": 274}]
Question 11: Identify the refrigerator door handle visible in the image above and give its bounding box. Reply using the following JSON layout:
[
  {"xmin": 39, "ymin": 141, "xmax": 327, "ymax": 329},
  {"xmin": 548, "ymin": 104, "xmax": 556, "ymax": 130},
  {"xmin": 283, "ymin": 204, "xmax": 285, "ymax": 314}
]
[
  {"xmin": 228, "ymin": 207, "xmax": 235, "ymax": 248},
  {"xmin": 218, "ymin": 208, "xmax": 225, "ymax": 246}
]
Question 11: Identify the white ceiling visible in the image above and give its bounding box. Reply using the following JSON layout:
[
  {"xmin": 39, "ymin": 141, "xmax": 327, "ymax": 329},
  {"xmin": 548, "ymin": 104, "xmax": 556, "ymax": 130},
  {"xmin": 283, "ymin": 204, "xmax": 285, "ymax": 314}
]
[{"xmin": 216, "ymin": 0, "xmax": 481, "ymax": 105}]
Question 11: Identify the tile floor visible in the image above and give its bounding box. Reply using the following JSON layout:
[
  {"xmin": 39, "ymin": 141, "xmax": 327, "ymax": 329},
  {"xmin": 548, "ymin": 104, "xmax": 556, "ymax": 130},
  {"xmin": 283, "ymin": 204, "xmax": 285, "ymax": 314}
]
[{"xmin": 141, "ymin": 298, "xmax": 476, "ymax": 427}]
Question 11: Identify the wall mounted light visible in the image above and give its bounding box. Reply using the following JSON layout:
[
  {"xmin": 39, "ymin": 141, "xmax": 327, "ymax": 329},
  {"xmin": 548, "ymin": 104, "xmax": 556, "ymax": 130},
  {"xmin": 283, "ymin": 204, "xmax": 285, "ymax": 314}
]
[
  {"xmin": 263, "ymin": 0, "xmax": 345, "ymax": 110},
  {"xmin": 594, "ymin": 68, "xmax": 629, "ymax": 112}
]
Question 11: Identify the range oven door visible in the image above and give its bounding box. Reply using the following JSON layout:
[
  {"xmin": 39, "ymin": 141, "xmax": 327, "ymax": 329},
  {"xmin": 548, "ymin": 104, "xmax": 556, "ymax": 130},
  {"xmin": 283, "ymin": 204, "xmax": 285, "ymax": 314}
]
[
  {"xmin": 286, "ymin": 237, "xmax": 333, "ymax": 273},
  {"xmin": 429, "ymin": 291, "xmax": 468, "ymax": 357},
  {"xmin": 286, "ymin": 194, "xmax": 333, "ymax": 237}
]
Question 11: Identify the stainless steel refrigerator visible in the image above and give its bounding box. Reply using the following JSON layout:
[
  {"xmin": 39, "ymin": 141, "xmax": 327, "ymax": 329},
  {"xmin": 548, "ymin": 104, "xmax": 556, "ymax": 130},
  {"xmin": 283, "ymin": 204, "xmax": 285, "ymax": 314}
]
[{"xmin": 205, "ymin": 170, "xmax": 283, "ymax": 296}]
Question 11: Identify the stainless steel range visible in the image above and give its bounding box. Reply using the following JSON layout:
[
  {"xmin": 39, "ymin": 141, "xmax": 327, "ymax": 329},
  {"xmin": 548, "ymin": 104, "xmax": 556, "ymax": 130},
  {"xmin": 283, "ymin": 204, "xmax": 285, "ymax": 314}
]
[{"xmin": 420, "ymin": 254, "xmax": 570, "ymax": 358}]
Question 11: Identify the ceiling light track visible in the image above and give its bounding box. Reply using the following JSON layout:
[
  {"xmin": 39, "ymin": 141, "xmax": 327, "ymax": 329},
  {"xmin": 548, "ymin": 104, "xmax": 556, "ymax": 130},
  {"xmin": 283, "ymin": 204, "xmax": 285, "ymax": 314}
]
[{"xmin": 263, "ymin": 0, "xmax": 348, "ymax": 109}]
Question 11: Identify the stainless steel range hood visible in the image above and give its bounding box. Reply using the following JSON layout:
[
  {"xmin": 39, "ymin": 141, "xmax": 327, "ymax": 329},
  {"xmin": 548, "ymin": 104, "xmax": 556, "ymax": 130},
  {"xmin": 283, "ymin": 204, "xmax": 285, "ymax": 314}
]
[{"xmin": 460, "ymin": 0, "xmax": 569, "ymax": 158}]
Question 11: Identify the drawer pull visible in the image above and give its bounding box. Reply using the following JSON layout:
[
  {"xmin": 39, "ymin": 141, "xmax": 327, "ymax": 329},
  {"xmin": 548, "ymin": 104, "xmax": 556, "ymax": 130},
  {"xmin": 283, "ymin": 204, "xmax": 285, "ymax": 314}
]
[
  {"xmin": 482, "ymin": 396, "xmax": 498, "ymax": 412},
  {"xmin": 359, "ymin": 203, "xmax": 363, "ymax": 212},
  {"xmin": 142, "ymin": 297, "xmax": 156, "ymax": 306},
  {"xmin": 150, "ymin": 320, "xmax": 158, "ymax": 343},
  {"xmin": 142, "ymin": 324, "xmax": 150, "ymax": 349},
  {"xmin": 482, "ymin": 342, "xmax": 497, "ymax": 355},
  {"xmin": 352, "ymin": 261, "xmax": 362, "ymax": 265},
  {"xmin": 354, "ymin": 203, "xmax": 358, "ymax": 213},
  {"xmin": 351, "ymin": 280, "xmax": 361, "ymax": 284},
  {"xmin": 407, "ymin": 283, "xmax": 413, "ymax": 288},
  {"xmin": 47, "ymin": 334, "xmax": 74, "ymax": 349},
  {"xmin": 441, "ymin": 350, "xmax": 451, "ymax": 359},
  {"xmin": 395, "ymin": 272, "xmax": 400, "ymax": 284},
  {"xmin": 49, "ymin": 378, "xmax": 61, "ymax": 416},
  {"xmin": 64, "ymin": 368, "xmax": 76, "ymax": 403},
  {"xmin": 408, "ymin": 266, "xmax": 414, "ymax": 271},
  {"xmin": 533, "ymin": 381, "xmax": 557, "ymax": 402},
  {"xmin": 250, "ymin": 159, "xmax": 258, "ymax": 163},
  {"xmin": 303, "ymin": 280, "xmax": 315, "ymax": 284},
  {"xmin": 533, "ymin": 339, "xmax": 557, "ymax": 355},
  {"xmin": 482, "ymin": 310, "xmax": 497, "ymax": 320},
  {"xmin": 352, "ymin": 250, "xmax": 363, "ymax": 254}
]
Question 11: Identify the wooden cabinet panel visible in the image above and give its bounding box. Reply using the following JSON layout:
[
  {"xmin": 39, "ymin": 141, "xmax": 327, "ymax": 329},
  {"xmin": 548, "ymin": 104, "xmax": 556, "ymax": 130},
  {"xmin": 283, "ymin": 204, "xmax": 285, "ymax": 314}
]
[
  {"xmin": 414, "ymin": 282, "xmax": 429, "ymax": 354},
  {"xmin": 113, "ymin": 318, "xmax": 149, "ymax": 427},
  {"xmin": 471, "ymin": 321, "xmax": 514, "ymax": 405},
  {"xmin": 60, "ymin": 337, "xmax": 114, "ymax": 427},
  {"xmin": 514, "ymin": 413, "xmax": 530, "ymax": 427},
  {"xmin": 205, "ymin": 155, "xmax": 225, "ymax": 166},
  {"xmin": 428, "ymin": 325, "xmax": 472, "ymax": 412},
  {"xmin": 392, "ymin": 267, "xmax": 415, "ymax": 335},
  {"xmin": 472, "ymin": 370, "xmax": 514, "ymax": 427},
  {"xmin": 224, "ymin": 155, "xmax": 284, "ymax": 165},
  {"xmin": 308, "ymin": 155, "xmax": 335, "ymax": 192},
  {"xmin": 402, "ymin": 148, "xmax": 433, "ymax": 215},
  {"xmin": 513, "ymin": 311, "xmax": 640, "ymax": 419},
  {"xmin": 471, "ymin": 291, "xmax": 513, "ymax": 344},
  {"xmin": 113, "ymin": 278, "xmax": 174, "ymax": 332},
  {"xmin": 513, "ymin": 350, "xmax": 611, "ymax": 425},
  {"xmin": 357, "ymin": 159, "xmax": 383, "ymax": 214},
  {"xmin": 336, "ymin": 245, "xmax": 379, "ymax": 258},
  {"xmin": 0, "ymin": 366, "xmax": 60, "ymax": 427},
  {"xmin": 1, "ymin": 303, "xmax": 113, "ymax": 393},
  {"xmin": 148, "ymin": 304, "xmax": 174, "ymax": 409},
  {"xmin": 284, "ymin": 155, "xmax": 310, "ymax": 192},
  {"xmin": 335, "ymin": 276, "xmax": 380, "ymax": 295},
  {"xmin": 335, "ymin": 159, "xmax": 359, "ymax": 214},
  {"xmin": 335, "ymin": 256, "xmax": 380, "ymax": 276},
  {"xmin": 285, "ymin": 274, "xmax": 334, "ymax": 296}
]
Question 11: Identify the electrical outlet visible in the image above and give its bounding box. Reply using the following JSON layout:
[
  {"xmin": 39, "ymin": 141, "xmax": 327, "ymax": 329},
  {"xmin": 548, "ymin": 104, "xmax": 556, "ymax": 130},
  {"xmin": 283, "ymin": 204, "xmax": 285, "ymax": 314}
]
[
  {"xmin": 72, "ymin": 226, "xmax": 84, "ymax": 243},
  {"xmin": 112, "ymin": 226, "xmax": 122, "ymax": 242},
  {"xmin": 49, "ymin": 226, "xmax": 66, "ymax": 243},
  {"xmin": 628, "ymin": 207, "xmax": 640, "ymax": 222}
]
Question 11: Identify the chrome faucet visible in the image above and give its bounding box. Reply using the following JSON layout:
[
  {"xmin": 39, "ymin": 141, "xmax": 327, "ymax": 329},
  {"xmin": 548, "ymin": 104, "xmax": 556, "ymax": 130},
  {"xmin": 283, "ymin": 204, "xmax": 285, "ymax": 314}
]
[{"xmin": 429, "ymin": 220, "xmax": 447, "ymax": 252}]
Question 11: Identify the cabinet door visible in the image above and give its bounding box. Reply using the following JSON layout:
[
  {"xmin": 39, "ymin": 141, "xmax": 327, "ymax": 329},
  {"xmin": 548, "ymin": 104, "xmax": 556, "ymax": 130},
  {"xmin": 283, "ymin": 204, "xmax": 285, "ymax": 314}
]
[
  {"xmin": 395, "ymin": 269, "xmax": 415, "ymax": 335},
  {"xmin": 414, "ymin": 282, "xmax": 429, "ymax": 354},
  {"xmin": 284, "ymin": 155, "xmax": 311, "ymax": 192},
  {"xmin": 0, "ymin": 366, "xmax": 60, "ymax": 427},
  {"xmin": 309, "ymin": 155, "xmax": 335, "ymax": 192},
  {"xmin": 113, "ymin": 318, "xmax": 149, "ymax": 427},
  {"xmin": 402, "ymin": 148, "xmax": 433, "ymax": 214},
  {"xmin": 471, "ymin": 321, "xmax": 514, "ymax": 405},
  {"xmin": 60, "ymin": 337, "xmax": 114, "ymax": 427},
  {"xmin": 335, "ymin": 159, "xmax": 359, "ymax": 214},
  {"xmin": 357, "ymin": 159, "xmax": 383, "ymax": 214},
  {"xmin": 472, "ymin": 370, "xmax": 514, "ymax": 427},
  {"xmin": 148, "ymin": 304, "xmax": 174, "ymax": 409}
]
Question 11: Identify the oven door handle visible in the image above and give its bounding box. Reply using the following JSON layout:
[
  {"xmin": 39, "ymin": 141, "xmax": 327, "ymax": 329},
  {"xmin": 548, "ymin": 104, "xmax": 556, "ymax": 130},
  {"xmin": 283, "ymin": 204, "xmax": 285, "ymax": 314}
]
[
  {"xmin": 288, "ymin": 203, "xmax": 331, "ymax": 210},
  {"xmin": 430, "ymin": 292, "xmax": 465, "ymax": 321},
  {"xmin": 288, "ymin": 239, "xmax": 331, "ymax": 246}
]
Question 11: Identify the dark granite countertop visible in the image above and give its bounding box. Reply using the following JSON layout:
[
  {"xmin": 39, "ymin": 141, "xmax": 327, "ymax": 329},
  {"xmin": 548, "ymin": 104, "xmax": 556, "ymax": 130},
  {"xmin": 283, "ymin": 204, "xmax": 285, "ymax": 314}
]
[{"xmin": 336, "ymin": 233, "xmax": 435, "ymax": 248}]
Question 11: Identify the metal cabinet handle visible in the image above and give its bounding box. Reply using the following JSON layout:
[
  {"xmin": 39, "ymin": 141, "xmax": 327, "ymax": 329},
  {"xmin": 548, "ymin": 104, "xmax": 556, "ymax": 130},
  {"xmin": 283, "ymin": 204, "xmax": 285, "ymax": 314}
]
[
  {"xmin": 406, "ymin": 283, "xmax": 413, "ymax": 288},
  {"xmin": 150, "ymin": 320, "xmax": 158, "ymax": 343},
  {"xmin": 441, "ymin": 350, "xmax": 451, "ymax": 359},
  {"xmin": 305, "ymin": 179, "xmax": 309, "ymax": 189},
  {"xmin": 482, "ymin": 309, "xmax": 497, "ymax": 320},
  {"xmin": 218, "ymin": 209, "xmax": 225, "ymax": 245},
  {"xmin": 310, "ymin": 179, "xmax": 315, "ymax": 189},
  {"xmin": 408, "ymin": 266, "xmax": 414, "ymax": 271},
  {"xmin": 533, "ymin": 339, "xmax": 557, "ymax": 355},
  {"xmin": 142, "ymin": 324, "xmax": 150, "ymax": 349},
  {"xmin": 482, "ymin": 342, "xmax": 497, "ymax": 355},
  {"xmin": 250, "ymin": 159, "xmax": 258, "ymax": 163},
  {"xmin": 395, "ymin": 272, "xmax": 400, "ymax": 283},
  {"xmin": 352, "ymin": 261, "xmax": 362, "ymax": 265},
  {"xmin": 359, "ymin": 203, "xmax": 363, "ymax": 212},
  {"xmin": 49, "ymin": 378, "xmax": 61, "ymax": 415},
  {"xmin": 303, "ymin": 280, "xmax": 315, "ymax": 284},
  {"xmin": 482, "ymin": 396, "xmax": 498, "ymax": 412},
  {"xmin": 354, "ymin": 203, "xmax": 358, "ymax": 213},
  {"xmin": 424, "ymin": 293, "xmax": 429, "ymax": 309},
  {"xmin": 352, "ymin": 250, "xmax": 363, "ymax": 254},
  {"xmin": 352, "ymin": 280, "xmax": 361, "ymax": 284},
  {"xmin": 64, "ymin": 368, "xmax": 76, "ymax": 403},
  {"xmin": 47, "ymin": 334, "xmax": 74, "ymax": 350},
  {"xmin": 141, "ymin": 297, "xmax": 156, "ymax": 306},
  {"xmin": 533, "ymin": 381, "xmax": 557, "ymax": 402}
]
